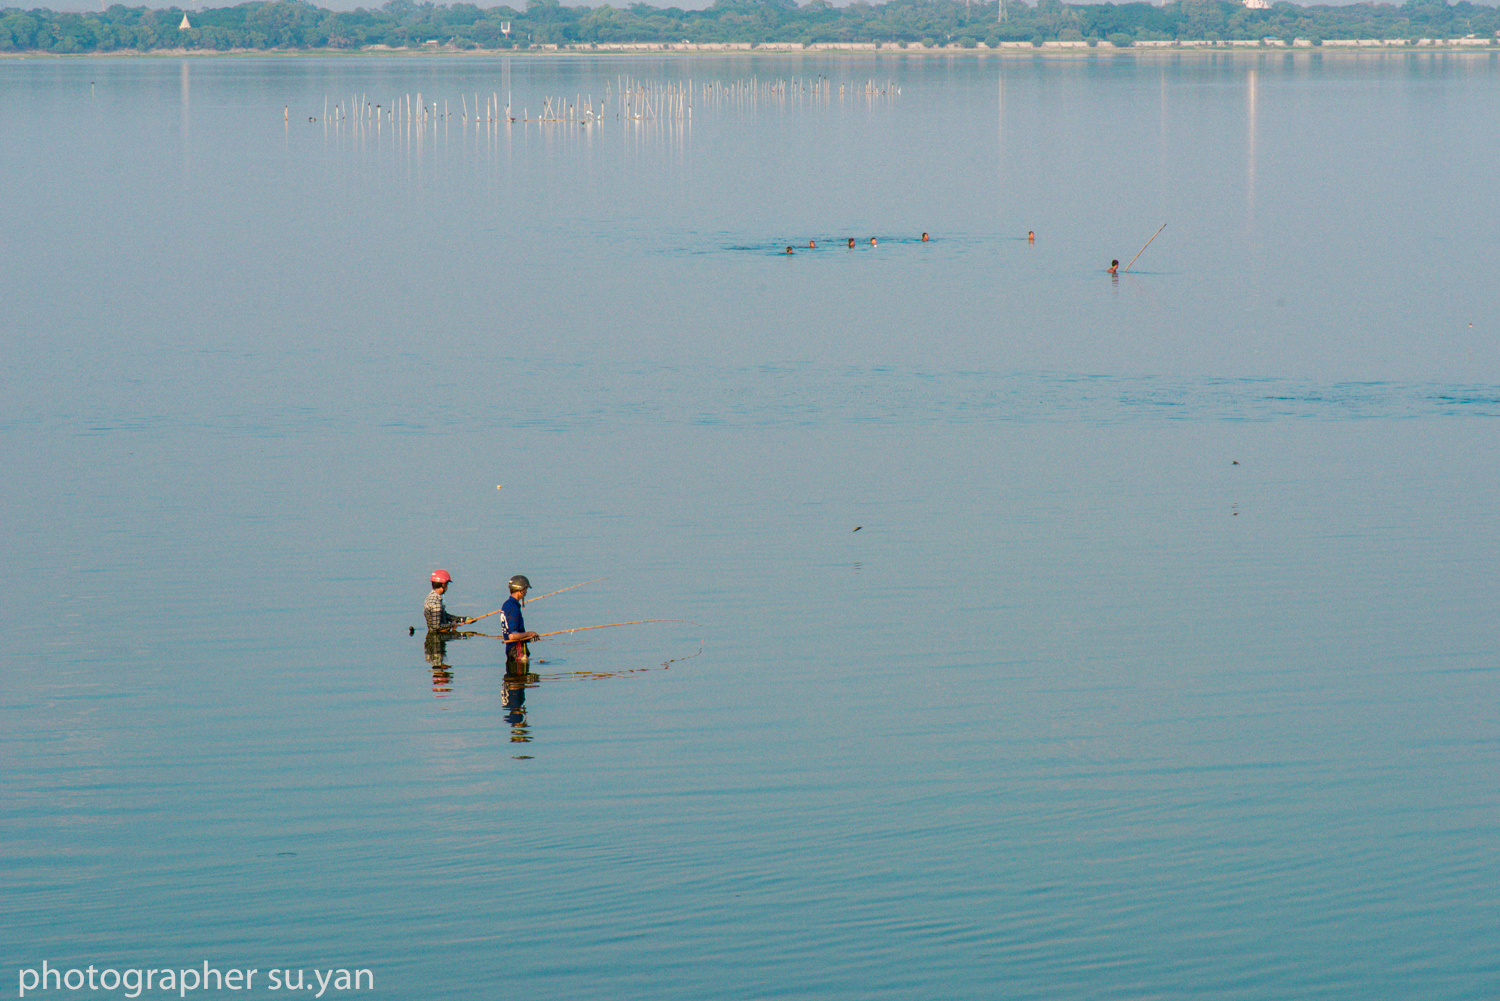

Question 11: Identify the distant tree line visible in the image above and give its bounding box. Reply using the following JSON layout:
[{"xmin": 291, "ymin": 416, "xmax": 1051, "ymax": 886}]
[{"xmin": 1, "ymin": 0, "xmax": 1496, "ymax": 54}]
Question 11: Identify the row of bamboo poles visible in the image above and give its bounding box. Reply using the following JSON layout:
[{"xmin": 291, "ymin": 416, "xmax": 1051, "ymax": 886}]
[
  {"xmin": 311, "ymin": 76, "xmax": 899, "ymax": 132},
  {"xmin": 607, "ymin": 75, "xmax": 901, "ymax": 120},
  {"xmin": 319, "ymin": 91, "xmax": 516, "ymax": 128}
]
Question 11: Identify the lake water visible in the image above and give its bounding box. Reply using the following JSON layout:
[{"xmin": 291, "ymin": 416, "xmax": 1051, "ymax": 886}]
[{"xmin": 2, "ymin": 50, "xmax": 1498, "ymax": 1001}]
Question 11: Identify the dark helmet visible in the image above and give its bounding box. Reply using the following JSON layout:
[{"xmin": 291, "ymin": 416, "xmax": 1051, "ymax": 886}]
[{"xmin": 508, "ymin": 574, "xmax": 531, "ymax": 591}]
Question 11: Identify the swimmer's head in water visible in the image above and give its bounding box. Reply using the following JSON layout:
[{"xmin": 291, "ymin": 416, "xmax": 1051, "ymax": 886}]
[
  {"xmin": 785, "ymin": 246, "xmax": 794, "ymax": 254},
  {"xmin": 847, "ymin": 237, "xmax": 855, "ymax": 248},
  {"xmin": 869, "ymin": 237, "xmax": 877, "ymax": 246},
  {"xmin": 809, "ymin": 240, "xmax": 816, "ymax": 248},
  {"xmin": 921, "ymin": 232, "xmax": 929, "ymax": 241}
]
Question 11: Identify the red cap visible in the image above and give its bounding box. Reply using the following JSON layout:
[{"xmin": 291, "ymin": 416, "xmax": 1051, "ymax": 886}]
[{"xmin": 431, "ymin": 569, "xmax": 452, "ymax": 584}]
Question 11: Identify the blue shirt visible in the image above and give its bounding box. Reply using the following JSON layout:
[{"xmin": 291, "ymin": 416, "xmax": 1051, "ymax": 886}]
[{"xmin": 500, "ymin": 595, "xmax": 526, "ymax": 650}]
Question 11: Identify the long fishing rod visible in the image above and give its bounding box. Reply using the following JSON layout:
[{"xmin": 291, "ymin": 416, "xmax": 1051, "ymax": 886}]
[
  {"xmin": 1123, "ymin": 223, "xmax": 1166, "ymax": 273},
  {"xmin": 530, "ymin": 577, "xmax": 608, "ymax": 605},
  {"xmin": 434, "ymin": 621, "xmax": 697, "ymax": 647},
  {"xmin": 467, "ymin": 577, "xmax": 608, "ymax": 625},
  {"xmin": 533, "ymin": 619, "xmax": 699, "ymax": 640}
]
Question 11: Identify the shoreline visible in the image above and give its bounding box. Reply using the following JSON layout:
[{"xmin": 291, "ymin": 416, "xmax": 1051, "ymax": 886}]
[{"xmin": 3, "ymin": 40, "xmax": 1498, "ymax": 59}]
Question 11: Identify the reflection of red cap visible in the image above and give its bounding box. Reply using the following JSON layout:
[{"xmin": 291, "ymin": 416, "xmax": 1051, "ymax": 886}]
[{"xmin": 431, "ymin": 569, "xmax": 452, "ymax": 584}]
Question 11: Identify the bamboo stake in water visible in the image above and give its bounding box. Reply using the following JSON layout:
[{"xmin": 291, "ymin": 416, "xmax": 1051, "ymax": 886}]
[{"xmin": 1123, "ymin": 223, "xmax": 1167, "ymax": 273}]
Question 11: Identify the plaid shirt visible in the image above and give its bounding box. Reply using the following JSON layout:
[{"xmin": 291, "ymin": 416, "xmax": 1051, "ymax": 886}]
[{"xmin": 424, "ymin": 590, "xmax": 464, "ymax": 631}]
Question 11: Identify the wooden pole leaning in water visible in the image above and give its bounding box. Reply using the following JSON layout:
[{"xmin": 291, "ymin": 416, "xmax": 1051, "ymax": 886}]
[{"xmin": 1123, "ymin": 223, "xmax": 1167, "ymax": 274}]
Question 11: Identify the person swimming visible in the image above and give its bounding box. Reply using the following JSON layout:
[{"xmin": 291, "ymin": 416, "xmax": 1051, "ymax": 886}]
[
  {"xmin": 847, "ymin": 237, "xmax": 855, "ymax": 248},
  {"xmin": 785, "ymin": 246, "xmax": 795, "ymax": 255},
  {"xmin": 1028, "ymin": 230, "xmax": 1035, "ymax": 243},
  {"xmin": 921, "ymin": 232, "xmax": 929, "ymax": 242},
  {"xmin": 869, "ymin": 236, "xmax": 877, "ymax": 247},
  {"xmin": 809, "ymin": 240, "xmax": 816, "ymax": 249},
  {"xmin": 1108, "ymin": 259, "xmax": 1119, "ymax": 275}
]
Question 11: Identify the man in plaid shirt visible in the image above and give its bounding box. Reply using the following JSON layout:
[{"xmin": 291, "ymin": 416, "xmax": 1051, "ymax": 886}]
[{"xmin": 424, "ymin": 569, "xmax": 472, "ymax": 632}]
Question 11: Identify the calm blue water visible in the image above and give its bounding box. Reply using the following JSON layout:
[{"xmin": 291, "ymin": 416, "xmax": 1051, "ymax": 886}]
[{"xmin": 2, "ymin": 51, "xmax": 1498, "ymax": 1001}]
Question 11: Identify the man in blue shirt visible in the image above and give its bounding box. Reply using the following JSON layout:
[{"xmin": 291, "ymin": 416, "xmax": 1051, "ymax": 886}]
[{"xmin": 499, "ymin": 574, "xmax": 540, "ymax": 664}]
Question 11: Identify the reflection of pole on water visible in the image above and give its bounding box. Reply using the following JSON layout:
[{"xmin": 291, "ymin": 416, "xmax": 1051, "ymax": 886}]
[
  {"xmin": 1245, "ymin": 67, "xmax": 1258, "ymax": 224},
  {"xmin": 179, "ymin": 61, "xmax": 191, "ymax": 181}
]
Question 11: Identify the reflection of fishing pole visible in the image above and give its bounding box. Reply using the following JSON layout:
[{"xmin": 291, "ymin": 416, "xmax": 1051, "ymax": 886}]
[
  {"xmin": 533, "ymin": 619, "xmax": 699, "ymax": 640},
  {"xmin": 1123, "ymin": 223, "xmax": 1166, "ymax": 273},
  {"xmin": 467, "ymin": 578, "xmax": 608, "ymax": 625},
  {"xmin": 410, "ymin": 626, "xmax": 500, "ymax": 637}
]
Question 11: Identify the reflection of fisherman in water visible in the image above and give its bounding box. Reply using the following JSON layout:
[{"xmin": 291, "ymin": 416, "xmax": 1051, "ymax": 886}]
[
  {"xmin": 424, "ymin": 630, "xmax": 456, "ymax": 697},
  {"xmin": 424, "ymin": 613, "xmax": 535, "ymax": 735},
  {"xmin": 501, "ymin": 657, "xmax": 537, "ymax": 741}
]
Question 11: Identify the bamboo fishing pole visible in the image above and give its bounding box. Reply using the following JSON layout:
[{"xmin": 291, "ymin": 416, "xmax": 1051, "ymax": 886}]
[
  {"xmin": 1123, "ymin": 223, "xmax": 1166, "ymax": 273},
  {"xmin": 529, "ymin": 577, "xmax": 607, "ymax": 605},
  {"xmin": 466, "ymin": 577, "xmax": 608, "ymax": 625},
  {"xmin": 533, "ymin": 619, "xmax": 699, "ymax": 640}
]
